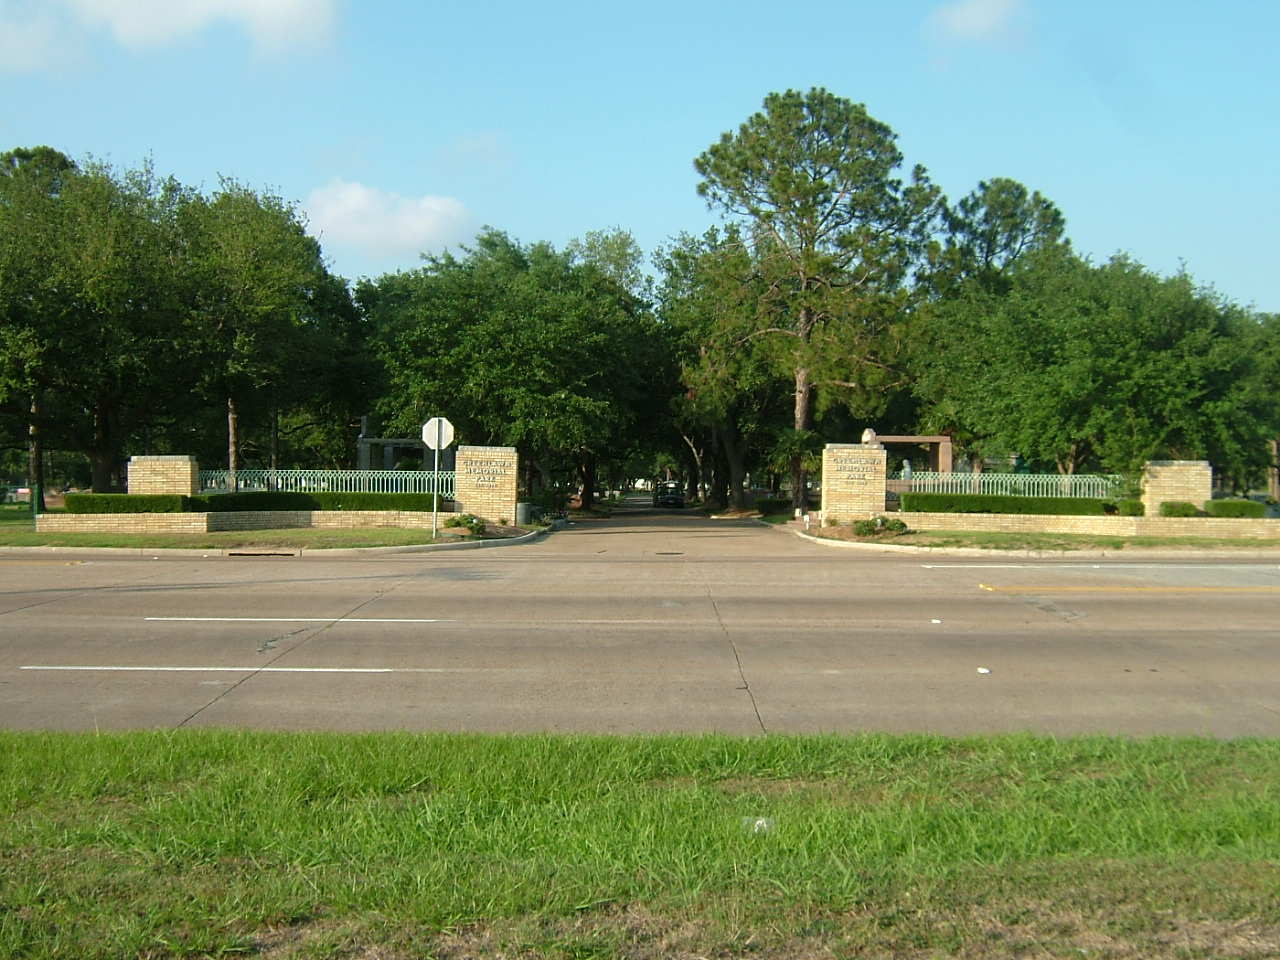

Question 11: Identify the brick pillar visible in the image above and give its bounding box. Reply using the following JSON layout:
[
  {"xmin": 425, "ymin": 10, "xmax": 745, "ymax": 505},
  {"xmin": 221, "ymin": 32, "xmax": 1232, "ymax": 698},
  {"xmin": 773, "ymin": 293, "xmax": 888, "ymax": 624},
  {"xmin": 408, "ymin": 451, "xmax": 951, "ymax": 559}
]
[
  {"xmin": 454, "ymin": 446, "xmax": 518, "ymax": 523},
  {"xmin": 1142, "ymin": 460, "xmax": 1212, "ymax": 516},
  {"xmin": 821, "ymin": 443, "xmax": 887, "ymax": 523},
  {"xmin": 126, "ymin": 456, "xmax": 199, "ymax": 496},
  {"xmin": 937, "ymin": 437, "xmax": 953, "ymax": 473}
]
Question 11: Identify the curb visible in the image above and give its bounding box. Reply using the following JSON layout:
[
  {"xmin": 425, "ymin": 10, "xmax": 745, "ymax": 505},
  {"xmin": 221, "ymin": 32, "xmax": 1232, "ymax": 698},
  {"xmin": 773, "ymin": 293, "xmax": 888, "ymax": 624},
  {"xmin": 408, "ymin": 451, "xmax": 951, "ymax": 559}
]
[
  {"xmin": 789, "ymin": 526, "xmax": 1280, "ymax": 561},
  {"xmin": 0, "ymin": 527, "xmax": 551, "ymax": 559}
]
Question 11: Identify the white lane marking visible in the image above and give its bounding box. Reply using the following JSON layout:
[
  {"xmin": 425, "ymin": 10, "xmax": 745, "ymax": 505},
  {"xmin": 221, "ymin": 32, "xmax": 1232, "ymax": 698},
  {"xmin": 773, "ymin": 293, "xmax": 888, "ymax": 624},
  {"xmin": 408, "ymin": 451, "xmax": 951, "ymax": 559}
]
[
  {"xmin": 144, "ymin": 617, "xmax": 453, "ymax": 624},
  {"xmin": 20, "ymin": 665, "xmax": 480, "ymax": 674},
  {"xmin": 922, "ymin": 564, "xmax": 1280, "ymax": 570}
]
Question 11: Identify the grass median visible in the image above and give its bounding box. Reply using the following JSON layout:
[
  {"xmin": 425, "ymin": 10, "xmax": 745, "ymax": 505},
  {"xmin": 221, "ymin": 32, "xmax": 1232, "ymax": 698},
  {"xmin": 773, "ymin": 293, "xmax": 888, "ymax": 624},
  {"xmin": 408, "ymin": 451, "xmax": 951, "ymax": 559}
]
[
  {"xmin": 3, "ymin": 731, "xmax": 1279, "ymax": 958},
  {"xmin": 809, "ymin": 525, "xmax": 1280, "ymax": 551}
]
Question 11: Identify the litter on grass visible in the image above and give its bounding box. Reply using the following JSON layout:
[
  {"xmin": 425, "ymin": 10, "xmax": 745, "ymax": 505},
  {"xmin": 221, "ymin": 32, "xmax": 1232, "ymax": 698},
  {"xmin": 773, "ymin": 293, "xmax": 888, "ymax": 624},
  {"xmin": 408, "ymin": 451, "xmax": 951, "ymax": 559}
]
[{"xmin": 742, "ymin": 817, "xmax": 774, "ymax": 834}]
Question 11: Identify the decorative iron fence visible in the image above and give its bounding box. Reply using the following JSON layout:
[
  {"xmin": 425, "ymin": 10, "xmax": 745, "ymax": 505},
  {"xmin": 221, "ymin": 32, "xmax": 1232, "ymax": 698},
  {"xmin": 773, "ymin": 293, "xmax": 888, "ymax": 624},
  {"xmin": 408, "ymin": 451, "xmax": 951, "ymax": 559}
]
[
  {"xmin": 199, "ymin": 469, "xmax": 456, "ymax": 498},
  {"xmin": 889, "ymin": 471, "xmax": 1125, "ymax": 499}
]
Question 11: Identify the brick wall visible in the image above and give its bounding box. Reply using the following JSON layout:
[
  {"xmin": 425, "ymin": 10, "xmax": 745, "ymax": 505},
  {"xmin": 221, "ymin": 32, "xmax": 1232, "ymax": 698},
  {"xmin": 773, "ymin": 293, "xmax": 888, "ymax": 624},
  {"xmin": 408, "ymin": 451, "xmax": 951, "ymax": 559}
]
[
  {"xmin": 1142, "ymin": 460, "xmax": 1212, "ymax": 516},
  {"xmin": 821, "ymin": 443, "xmax": 887, "ymax": 522},
  {"xmin": 206, "ymin": 510, "xmax": 459, "ymax": 531},
  {"xmin": 37, "ymin": 513, "xmax": 208, "ymax": 533},
  {"xmin": 899, "ymin": 511, "xmax": 1280, "ymax": 539},
  {"xmin": 39, "ymin": 510, "xmax": 461, "ymax": 534},
  {"xmin": 454, "ymin": 446, "xmax": 519, "ymax": 523},
  {"xmin": 126, "ymin": 456, "xmax": 199, "ymax": 496}
]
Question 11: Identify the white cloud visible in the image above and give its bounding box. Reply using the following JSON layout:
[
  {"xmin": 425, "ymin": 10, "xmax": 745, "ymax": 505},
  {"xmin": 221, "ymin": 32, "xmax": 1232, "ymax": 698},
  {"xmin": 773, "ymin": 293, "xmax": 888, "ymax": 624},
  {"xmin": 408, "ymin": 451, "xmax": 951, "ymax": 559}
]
[
  {"xmin": 0, "ymin": 0, "xmax": 334, "ymax": 69},
  {"xmin": 927, "ymin": 0, "xmax": 1024, "ymax": 44},
  {"xmin": 0, "ymin": 1, "xmax": 69, "ymax": 71},
  {"xmin": 304, "ymin": 179, "xmax": 473, "ymax": 261}
]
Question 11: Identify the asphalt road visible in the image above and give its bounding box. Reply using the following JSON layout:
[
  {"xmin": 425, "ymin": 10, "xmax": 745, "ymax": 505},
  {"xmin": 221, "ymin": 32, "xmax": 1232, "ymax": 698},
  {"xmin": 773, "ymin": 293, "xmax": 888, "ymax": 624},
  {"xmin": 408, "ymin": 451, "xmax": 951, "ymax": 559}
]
[{"xmin": 2, "ymin": 506, "xmax": 1278, "ymax": 735}]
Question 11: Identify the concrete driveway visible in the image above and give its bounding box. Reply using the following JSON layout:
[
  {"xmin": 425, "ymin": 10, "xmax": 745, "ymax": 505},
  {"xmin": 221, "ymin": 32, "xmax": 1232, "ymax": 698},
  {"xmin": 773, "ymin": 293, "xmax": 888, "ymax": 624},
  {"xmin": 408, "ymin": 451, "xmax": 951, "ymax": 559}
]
[{"xmin": 2, "ymin": 505, "xmax": 1278, "ymax": 735}]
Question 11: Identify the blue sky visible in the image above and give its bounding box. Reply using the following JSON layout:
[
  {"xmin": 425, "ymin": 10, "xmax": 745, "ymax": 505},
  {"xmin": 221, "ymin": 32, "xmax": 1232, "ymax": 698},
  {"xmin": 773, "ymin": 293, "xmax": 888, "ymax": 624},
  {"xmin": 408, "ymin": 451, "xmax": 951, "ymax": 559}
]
[{"xmin": 3, "ymin": 0, "xmax": 1276, "ymax": 311}]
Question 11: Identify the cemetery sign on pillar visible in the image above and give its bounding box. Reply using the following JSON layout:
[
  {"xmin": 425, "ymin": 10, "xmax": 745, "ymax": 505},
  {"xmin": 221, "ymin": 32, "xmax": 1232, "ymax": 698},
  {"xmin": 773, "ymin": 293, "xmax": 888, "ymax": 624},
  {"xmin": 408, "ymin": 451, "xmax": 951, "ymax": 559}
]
[
  {"xmin": 454, "ymin": 446, "xmax": 519, "ymax": 523},
  {"xmin": 820, "ymin": 442, "xmax": 888, "ymax": 523}
]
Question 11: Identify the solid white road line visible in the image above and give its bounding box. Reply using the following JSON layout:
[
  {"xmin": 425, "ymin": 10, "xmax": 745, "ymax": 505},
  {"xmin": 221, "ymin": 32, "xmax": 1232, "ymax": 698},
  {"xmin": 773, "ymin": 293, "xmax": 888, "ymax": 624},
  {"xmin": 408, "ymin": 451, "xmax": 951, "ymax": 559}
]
[
  {"xmin": 143, "ymin": 617, "xmax": 453, "ymax": 623},
  {"xmin": 20, "ymin": 665, "xmax": 480, "ymax": 674},
  {"xmin": 921, "ymin": 563, "xmax": 1280, "ymax": 570}
]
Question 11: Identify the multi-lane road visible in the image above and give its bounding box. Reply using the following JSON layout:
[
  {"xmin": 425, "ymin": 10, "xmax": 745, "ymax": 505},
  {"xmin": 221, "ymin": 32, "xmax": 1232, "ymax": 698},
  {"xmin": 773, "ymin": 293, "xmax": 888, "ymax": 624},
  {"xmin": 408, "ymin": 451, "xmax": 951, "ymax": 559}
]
[{"xmin": 2, "ymin": 508, "xmax": 1278, "ymax": 734}]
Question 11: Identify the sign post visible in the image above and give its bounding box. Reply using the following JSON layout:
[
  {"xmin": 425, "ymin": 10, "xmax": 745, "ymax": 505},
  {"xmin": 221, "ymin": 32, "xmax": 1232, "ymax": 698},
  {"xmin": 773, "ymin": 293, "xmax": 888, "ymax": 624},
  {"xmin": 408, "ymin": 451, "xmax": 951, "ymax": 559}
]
[{"xmin": 422, "ymin": 417, "xmax": 455, "ymax": 539}]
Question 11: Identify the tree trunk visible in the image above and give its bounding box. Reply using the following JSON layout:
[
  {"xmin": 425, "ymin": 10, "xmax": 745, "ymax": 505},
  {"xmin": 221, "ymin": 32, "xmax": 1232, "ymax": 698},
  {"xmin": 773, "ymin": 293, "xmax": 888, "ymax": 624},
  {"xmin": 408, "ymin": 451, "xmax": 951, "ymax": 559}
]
[
  {"xmin": 269, "ymin": 401, "xmax": 279, "ymax": 490},
  {"xmin": 708, "ymin": 434, "xmax": 729, "ymax": 510},
  {"xmin": 791, "ymin": 365, "xmax": 813, "ymax": 511},
  {"xmin": 90, "ymin": 401, "xmax": 114, "ymax": 493},
  {"xmin": 28, "ymin": 395, "xmax": 45, "ymax": 513},
  {"xmin": 227, "ymin": 394, "xmax": 239, "ymax": 493},
  {"xmin": 680, "ymin": 433, "xmax": 704, "ymax": 503},
  {"xmin": 720, "ymin": 421, "xmax": 748, "ymax": 509},
  {"xmin": 1269, "ymin": 438, "xmax": 1279, "ymax": 502},
  {"xmin": 578, "ymin": 454, "xmax": 595, "ymax": 510}
]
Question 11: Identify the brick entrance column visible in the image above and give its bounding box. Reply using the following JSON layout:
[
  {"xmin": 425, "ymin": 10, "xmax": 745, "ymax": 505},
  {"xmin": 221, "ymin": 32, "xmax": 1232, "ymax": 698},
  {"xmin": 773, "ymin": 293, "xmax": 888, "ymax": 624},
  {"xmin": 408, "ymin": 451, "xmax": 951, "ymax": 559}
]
[
  {"xmin": 126, "ymin": 456, "xmax": 199, "ymax": 496},
  {"xmin": 454, "ymin": 446, "xmax": 519, "ymax": 523},
  {"xmin": 820, "ymin": 443, "xmax": 888, "ymax": 523},
  {"xmin": 1142, "ymin": 460, "xmax": 1211, "ymax": 516}
]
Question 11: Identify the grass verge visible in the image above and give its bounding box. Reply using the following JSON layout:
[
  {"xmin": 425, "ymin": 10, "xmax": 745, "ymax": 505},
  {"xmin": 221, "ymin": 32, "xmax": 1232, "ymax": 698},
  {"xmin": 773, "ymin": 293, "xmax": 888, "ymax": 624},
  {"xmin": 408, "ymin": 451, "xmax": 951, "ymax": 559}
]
[
  {"xmin": 814, "ymin": 526, "xmax": 1280, "ymax": 551},
  {"xmin": 0, "ymin": 526, "xmax": 522, "ymax": 550},
  {"xmin": 3, "ymin": 731, "xmax": 1278, "ymax": 959}
]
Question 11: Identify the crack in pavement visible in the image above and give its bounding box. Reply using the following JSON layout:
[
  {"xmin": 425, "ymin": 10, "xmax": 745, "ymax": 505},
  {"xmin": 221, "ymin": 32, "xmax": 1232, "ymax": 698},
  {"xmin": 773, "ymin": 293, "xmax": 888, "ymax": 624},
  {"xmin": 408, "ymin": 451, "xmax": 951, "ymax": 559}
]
[
  {"xmin": 700, "ymin": 571, "xmax": 766, "ymax": 734},
  {"xmin": 175, "ymin": 575, "xmax": 420, "ymax": 728}
]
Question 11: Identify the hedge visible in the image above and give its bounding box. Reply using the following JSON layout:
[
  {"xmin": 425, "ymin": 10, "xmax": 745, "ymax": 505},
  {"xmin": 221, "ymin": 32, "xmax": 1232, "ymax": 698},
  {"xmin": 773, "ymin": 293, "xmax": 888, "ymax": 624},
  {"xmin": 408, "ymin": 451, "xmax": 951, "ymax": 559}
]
[
  {"xmin": 195, "ymin": 492, "xmax": 447, "ymax": 512},
  {"xmin": 64, "ymin": 494, "xmax": 190, "ymax": 514},
  {"xmin": 1158, "ymin": 501, "xmax": 1201, "ymax": 518},
  {"xmin": 899, "ymin": 493, "xmax": 1113, "ymax": 515},
  {"xmin": 1204, "ymin": 498, "xmax": 1266, "ymax": 519},
  {"xmin": 66, "ymin": 492, "xmax": 449, "ymax": 514},
  {"xmin": 1115, "ymin": 499, "xmax": 1145, "ymax": 516}
]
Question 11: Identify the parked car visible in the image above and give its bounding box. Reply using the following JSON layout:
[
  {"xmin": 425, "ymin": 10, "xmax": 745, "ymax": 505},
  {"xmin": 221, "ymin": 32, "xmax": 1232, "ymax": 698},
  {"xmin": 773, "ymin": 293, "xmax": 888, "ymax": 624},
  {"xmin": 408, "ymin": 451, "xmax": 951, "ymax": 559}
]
[{"xmin": 652, "ymin": 480, "xmax": 684, "ymax": 508}]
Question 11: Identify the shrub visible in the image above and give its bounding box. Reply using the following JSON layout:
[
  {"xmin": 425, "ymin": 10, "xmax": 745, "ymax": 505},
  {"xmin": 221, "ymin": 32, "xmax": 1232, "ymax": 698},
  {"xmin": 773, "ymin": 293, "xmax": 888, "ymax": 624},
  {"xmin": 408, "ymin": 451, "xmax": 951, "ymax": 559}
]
[
  {"xmin": 445, "ymin": 513, "xmax": 485, "ymax": 535},
  {"xmin": 65, "ymin": 494, "xmax": 189, "ymax": 514},
  {"xmin": 1158, "ymin": 501, "xmax": 1200, "ymax": 518},
  {"xmin": 1204, "ymin": 499, "xmax": 1266, "ymax": 519},
  {"xmin": 1113, "ymin": 499, "xmax": 1145, "ymax": 516},
  {"xmin": 852, "ymin": 516, "xmax": 908, "ymax": 537},
  {"xmin": 900, "ymin": 493, "xmax": 1112, "ymax": 515}
]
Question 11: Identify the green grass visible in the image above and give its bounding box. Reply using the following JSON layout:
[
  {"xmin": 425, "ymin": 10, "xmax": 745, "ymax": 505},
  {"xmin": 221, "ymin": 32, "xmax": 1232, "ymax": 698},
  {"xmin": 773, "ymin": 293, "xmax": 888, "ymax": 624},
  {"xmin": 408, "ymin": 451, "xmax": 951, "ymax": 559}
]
[
  {"xmin": 3, "ymin": 732, "xmax": 1279, "ymax": 958},
  {"xmin": 759, "ymin": 511, "xmax": 794, "ymax": 525},
  {"xmin": 0, "ymin": 502, "xmax": 34, "ymax": 527},
  {"xmin": 0, "ymin": 526, "xmax": 493, "ymax": 550},
  {"xmin": 887, "ymin": 529, "xmax": 1280, "ymax": 551}
]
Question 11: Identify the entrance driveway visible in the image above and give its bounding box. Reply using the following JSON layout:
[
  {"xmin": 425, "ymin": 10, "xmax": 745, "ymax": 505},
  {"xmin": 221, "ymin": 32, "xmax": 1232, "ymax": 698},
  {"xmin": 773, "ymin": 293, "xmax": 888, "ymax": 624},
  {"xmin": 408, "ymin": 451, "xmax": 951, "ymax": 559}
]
[{"xmin": 2, "ymin": 505, "xmax": 1278, "ymax": 734}]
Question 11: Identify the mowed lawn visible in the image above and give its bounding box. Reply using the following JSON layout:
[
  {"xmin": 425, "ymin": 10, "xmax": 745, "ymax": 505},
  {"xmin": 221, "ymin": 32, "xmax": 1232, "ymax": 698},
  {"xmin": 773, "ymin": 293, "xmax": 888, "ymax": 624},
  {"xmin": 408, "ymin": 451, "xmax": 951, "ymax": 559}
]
[{"xmin": 3, "ymin": 732, "xmax": 1279, "ymax": 958}]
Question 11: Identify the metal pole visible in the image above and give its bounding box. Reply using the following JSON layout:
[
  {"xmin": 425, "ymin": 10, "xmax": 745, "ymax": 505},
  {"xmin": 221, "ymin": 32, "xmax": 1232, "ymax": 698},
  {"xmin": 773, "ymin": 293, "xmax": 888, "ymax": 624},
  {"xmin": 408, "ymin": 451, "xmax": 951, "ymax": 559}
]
[{"xmin": 432, "ymin": 421, "xmax": 441, "ymax": 540}]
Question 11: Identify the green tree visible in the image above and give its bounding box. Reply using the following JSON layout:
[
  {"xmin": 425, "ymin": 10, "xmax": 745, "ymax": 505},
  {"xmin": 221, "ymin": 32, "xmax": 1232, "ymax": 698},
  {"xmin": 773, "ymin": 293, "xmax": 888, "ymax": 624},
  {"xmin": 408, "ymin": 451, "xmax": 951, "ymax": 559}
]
[
  {"xmin": 362, "ymin": 230, "xmax": 669, "ymax": 508},
  {"xmin": 914, "ymin": 248, "xmax": 1272, "ymax": 480},
  {"xmin": 655, "ymin": 227, "xmax": 787, "ymax": 508},
  {"xmin": 694, "ymin": 88, "xmax": 941, "ymax": 507},
  {"xmin": 180, "ymin": 180, "xmax": 328, "ymax": 488},
  {"xmin": 0, "ymin": 146, "xmax": 77, "ymax": 506}
]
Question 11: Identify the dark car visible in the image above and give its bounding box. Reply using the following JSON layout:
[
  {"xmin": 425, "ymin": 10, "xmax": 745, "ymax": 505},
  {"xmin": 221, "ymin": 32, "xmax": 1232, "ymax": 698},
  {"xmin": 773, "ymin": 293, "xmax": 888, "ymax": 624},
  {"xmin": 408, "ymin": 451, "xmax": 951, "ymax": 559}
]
[{"xmin": 652, "ymin": 480, "xmax": 684, "ymax": 508}]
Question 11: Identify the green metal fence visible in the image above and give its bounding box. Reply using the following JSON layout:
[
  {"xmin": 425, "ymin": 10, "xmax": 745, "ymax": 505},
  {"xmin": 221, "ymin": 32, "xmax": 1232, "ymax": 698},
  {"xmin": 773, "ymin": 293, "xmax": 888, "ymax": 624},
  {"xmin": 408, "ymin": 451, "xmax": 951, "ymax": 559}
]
[
  {"xmin": 891, "ymin": 471, "xmax": 1125, "ymax": 499},
  {"xmin": 199, "ymin": 469, "xmax": 456, "ymax": 498}
]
